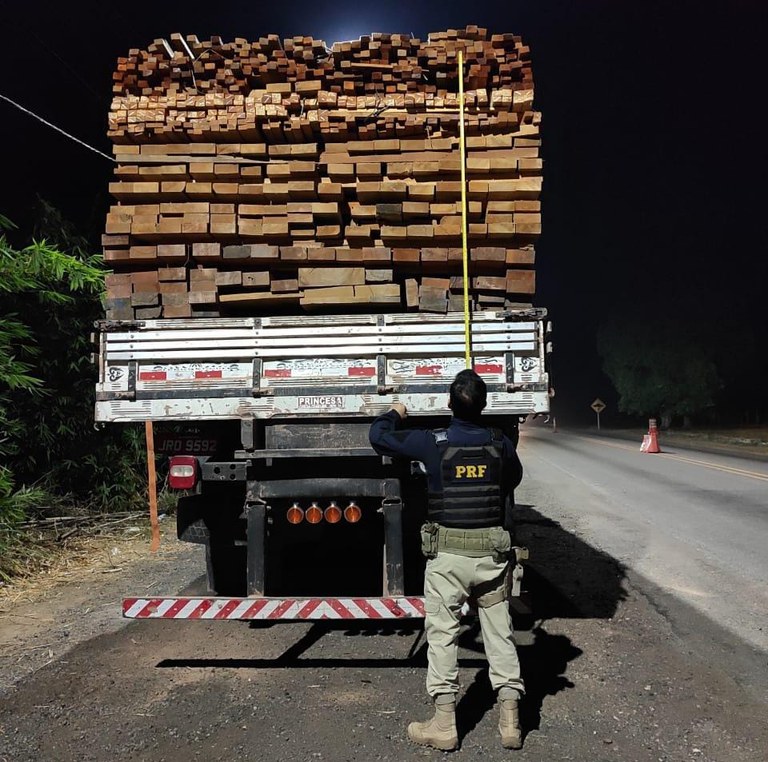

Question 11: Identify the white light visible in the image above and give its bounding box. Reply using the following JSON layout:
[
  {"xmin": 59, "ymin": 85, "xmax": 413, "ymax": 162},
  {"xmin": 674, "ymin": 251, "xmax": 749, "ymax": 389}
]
[{"xmin": 170, "ymin": 465, "xmax": 195, "ymax": 478}]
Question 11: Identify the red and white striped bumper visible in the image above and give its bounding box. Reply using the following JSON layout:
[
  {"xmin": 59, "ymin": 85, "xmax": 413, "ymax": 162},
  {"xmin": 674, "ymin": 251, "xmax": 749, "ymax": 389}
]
[{"xmin": 123, "ymin": 596, "xmax": 426, "ymax": 621}]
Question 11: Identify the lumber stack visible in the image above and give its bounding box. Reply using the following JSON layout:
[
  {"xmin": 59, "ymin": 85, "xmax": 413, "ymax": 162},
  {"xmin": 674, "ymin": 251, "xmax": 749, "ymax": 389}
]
[{"xmin": 103, "ymin": 27, "xmax": 541, "ymax": 320}]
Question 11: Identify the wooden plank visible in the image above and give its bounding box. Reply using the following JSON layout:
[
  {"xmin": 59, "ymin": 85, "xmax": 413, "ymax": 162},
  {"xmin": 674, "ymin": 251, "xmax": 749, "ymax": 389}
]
[
  {"xmin": 162, "ymin": 292, "xmax": 191, "ymax": 307},
  {"xmin": 280, "ymin": 246, "xmax": 308, "ymax": 261},
  {"xmin": 163, "ymin": 304, "xmax": 193, "ymax": 318},
  {"xmin": 393, "ymin": 248, "xmax": 420, "ymax": 263},
  {"xmin": 300, "ymin": 286, "xmax": 356, "ymax": 305},
  {"xmin": 192, "ymin": 242, "xmax": 221, "ymax": 259},
  {"xmin": 473, "ymin": 275, "xmax": 507, "ymax": 292},
  {"xmin": 298, "ymin": 268, "xmax": 366, "ymax": 288},
  {"xmin": 157, "ymin": 266, "xmax": 187, "ymax": 281},
  {"xmin": 365, "ymin": 269, "xmax": 393, "ymax": 283},
  {"xmin": 421, "ymin": 248, "xmax": 448, "ymax": 263},
  {"xmin": 135, "ymin": 306, "xmax": 163, "ymax": 319},
  {"xmin": 159, "ymin": 282, "xmax": 188, "ymax": 295},
  {"xmin": 405, "ymin": 279, "xmax": 419, "ymax": 310},
  {"xmin": 131, "ymin": 291, "xmax": 159, "ymax": 307},
  {"xmin": 506, "ymin": 270, "xmax": 536, "ymax": 294},
  {"xmin": 354, "ymin": 284, "xmax": 400, "ymax": 303},
  {"xmin": 472, "ymin": 247, "xmax": 506, "ymax": 262},
  {"xmin": 242, "ymin": 271, "xmax": 271, "ymax": 289},
  {"xmin": 419, "ymin": 286, "xmax": 448, "ymax": 314},
  {"xmin": 219, "ymin": 291, "xmax": 301, "ymax": 305},
  {"xmin": 129, "ymin": 245, "xmax": 157, "ymax": 260},
  {"xmin": 188, "ymin": 291, "xmax": 218, "ymax": 304},
  {"xmin": 307, "ymin": 247, "xmax": 337, "ymax": 261},
  {"xmin": 130, "ymin": 271, "xmax": 160, "ymax": 289},
  {"xmin": 106, "ymin": 282, "xmax": 132, "ymax": 298},
  {"xmin": 104, "ymin": 297, "xmax": 133, "ymax": 320},
  {"xmin": 215, "ymin": 271, "xmax": 242, "ymax": 287},
  {"xmin": 271, "ymin": 278, "xmax": 300, "ymax": 293}
]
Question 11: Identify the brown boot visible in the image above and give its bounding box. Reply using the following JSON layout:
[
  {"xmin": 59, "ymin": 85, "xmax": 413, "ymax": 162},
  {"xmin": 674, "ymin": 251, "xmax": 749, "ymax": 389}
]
[
  {"xmin": 498, "ymin": 689, "xmax": 523, "ymax": 749},
  {"xmin": 407, "ymin": 694, "xmax": 458, "ymax": 751}
]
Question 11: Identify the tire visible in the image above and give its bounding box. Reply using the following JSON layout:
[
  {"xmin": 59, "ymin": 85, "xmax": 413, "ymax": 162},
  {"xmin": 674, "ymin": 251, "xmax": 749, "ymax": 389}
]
[
  {"xmin": 177, "ymin": 494, "xmax": 247, "ymax": 594},
  {"xmin": 176, "ymin": 494, "xmax": 211, "ymax": 544}
]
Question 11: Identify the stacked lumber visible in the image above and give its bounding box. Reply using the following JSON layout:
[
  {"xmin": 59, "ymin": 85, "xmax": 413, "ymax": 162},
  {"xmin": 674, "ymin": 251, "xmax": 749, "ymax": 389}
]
[{"xmin": 103, "ymin": 27, "xmax": 541, "ymax": 320}]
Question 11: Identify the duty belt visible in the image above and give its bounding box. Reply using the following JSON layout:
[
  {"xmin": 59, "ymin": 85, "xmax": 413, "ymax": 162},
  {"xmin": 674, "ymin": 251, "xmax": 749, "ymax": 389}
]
[
  {"xmin": 437, "ymin": 526, "xmax": 500, "ymax": 555},
  {"xmin": 420, "ymin": 523, "xmax": 513, "ymax": 558}
]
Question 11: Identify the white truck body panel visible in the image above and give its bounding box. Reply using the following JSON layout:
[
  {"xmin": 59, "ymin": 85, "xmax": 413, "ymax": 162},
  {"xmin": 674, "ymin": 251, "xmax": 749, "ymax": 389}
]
[{"xmin": 95, "ymin": 310, "xmax": 550, "ymax": 422}]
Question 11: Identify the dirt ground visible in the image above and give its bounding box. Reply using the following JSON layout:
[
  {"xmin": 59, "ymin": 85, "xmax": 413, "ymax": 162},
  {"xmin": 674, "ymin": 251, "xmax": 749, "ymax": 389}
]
[
  {"xmin": 1, "ymin": 489, "xmax": 767, "ymax": 761},
  {"xmin": 0, "ymin": 521, "xmax": 203, "ymax": 694}
]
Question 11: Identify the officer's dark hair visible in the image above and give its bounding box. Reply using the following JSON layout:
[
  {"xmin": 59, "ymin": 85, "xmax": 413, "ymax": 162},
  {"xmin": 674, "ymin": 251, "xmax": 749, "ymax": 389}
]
[{"xmin": 449, "ymin": 369, "xmax": 487, "ymax": 420}]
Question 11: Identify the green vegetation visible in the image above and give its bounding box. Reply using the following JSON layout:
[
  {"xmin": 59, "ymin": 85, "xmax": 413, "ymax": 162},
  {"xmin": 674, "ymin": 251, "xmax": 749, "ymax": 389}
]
[
  {"xmin": 0, "ymin": 208, "xmax": 149, "ymax": 580},
  {"xmin": 597, "ymin": 316, "xmax": 722, "ymax": 429}
]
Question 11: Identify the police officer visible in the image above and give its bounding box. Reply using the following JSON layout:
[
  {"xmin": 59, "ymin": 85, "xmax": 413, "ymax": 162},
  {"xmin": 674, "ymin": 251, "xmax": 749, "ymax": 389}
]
[{"xmin": 369, "ymin": 369, "xmax": 524, "ymax": 751}]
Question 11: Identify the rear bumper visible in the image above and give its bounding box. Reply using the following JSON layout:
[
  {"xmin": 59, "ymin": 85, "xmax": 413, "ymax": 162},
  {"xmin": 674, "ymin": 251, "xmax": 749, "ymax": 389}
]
[{"xmin": 123, "ymin": 596, "xmax": 426, "ymax": 621}]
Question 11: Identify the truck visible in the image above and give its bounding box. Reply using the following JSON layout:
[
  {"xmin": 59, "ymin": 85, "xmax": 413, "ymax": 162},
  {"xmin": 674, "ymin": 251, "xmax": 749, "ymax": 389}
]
[
  {"xmin": 97, "ymin": 26, "xmax": 549, "ymax": 622},
  {"xmin": 95, "ymin": 309, "xmax": 551, "ymax": 622}
]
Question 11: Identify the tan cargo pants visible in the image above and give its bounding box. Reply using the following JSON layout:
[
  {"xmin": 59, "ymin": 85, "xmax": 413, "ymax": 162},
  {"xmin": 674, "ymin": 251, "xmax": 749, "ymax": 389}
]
[{"xmin": 424, "ymin": 551, "xmax": 525, "ymax": 699}]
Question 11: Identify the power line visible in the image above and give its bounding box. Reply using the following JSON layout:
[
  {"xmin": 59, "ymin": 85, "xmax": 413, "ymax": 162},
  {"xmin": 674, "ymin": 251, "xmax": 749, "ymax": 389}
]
[{"xmin": 0, "ymin": 92, "xmax": 115, "ymax": 163}]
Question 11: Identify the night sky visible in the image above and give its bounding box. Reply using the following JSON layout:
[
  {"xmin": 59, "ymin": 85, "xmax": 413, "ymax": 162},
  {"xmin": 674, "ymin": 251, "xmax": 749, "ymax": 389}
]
[{"xmin": 1, "ymin": 0, "xmax": 766, "ymax": 423}]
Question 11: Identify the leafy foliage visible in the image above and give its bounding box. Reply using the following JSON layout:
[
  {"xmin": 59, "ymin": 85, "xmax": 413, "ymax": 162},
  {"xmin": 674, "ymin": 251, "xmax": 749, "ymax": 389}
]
[
  {"xmin": 597, "ymin": 315, "xmax": 722, "ymax": 426},
  {"xmin": 0, "ymin": 207, "xmax": 150, "ymax": 579}
]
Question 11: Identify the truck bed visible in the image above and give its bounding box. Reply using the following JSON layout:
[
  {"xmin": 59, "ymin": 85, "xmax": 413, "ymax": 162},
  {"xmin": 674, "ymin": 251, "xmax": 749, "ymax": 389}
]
[{"xmin": 95, "ymin": 309, "xmax": 550, "ymax": 422}]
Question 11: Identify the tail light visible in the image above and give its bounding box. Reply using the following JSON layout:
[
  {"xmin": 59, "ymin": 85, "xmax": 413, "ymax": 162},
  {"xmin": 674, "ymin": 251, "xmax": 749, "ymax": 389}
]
[
  {"xmin": 344, "ymin": 501, "xmax": 362, "ymax": 523},
  {"xmin": 286, "ymin": 503, "xmax": 304, "ymax": 524},
  {"xmin": 305, "ymin": 502, "xmax": 323, "ymax": 524},
  {"xmin": 168, "ymin": 456, "xmax": 198, "ymax": 489},
  {"xmin": 324, "ymin": 501, "xmax": 342, "ymax": 524}
]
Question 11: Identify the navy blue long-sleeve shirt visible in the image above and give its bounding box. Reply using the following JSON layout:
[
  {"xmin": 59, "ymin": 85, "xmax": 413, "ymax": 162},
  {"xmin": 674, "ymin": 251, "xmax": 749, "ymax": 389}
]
[{"xmin": 369, "ymin": 411, "xmax": 523, "ymax": 528}]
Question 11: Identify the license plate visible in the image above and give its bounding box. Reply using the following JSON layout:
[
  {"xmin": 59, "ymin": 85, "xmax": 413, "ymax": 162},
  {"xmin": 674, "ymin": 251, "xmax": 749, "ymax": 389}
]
[{"xmin": 154, "ymin": 435, "xmax": 218, "ymax": 455}]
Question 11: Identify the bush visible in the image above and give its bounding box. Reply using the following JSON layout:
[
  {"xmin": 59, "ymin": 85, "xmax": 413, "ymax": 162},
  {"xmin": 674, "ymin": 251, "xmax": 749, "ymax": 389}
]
[{"xmin": 0, "ymin": 208, "xmax": 150, "ymax": 579}]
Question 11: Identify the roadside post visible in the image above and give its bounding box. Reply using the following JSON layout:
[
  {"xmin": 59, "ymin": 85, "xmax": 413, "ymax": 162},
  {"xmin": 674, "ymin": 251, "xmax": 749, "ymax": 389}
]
[
  {"xmin": 145, "ymin": 420, "xmax": 160, "ymax": 551},
  {"xmin": 591, "ymin": 398, "xmax": 606, "ymax": 430}
]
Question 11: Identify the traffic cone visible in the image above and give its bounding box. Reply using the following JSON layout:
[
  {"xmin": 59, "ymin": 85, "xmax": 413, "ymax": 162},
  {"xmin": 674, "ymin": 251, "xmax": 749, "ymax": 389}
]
[{"xmin": 640, "ymin": 418, "xmax": 661, "ymax": 453}]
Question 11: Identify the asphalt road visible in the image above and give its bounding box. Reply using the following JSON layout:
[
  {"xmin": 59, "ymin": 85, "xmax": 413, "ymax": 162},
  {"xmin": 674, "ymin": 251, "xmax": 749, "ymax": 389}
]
[
  {"xmin": 1, "ymin": 429, "xmax": 767, "ymax": 761},
  {"xmin": 518, "ymin": 425, "xmax": 768, "ymax": 697}
]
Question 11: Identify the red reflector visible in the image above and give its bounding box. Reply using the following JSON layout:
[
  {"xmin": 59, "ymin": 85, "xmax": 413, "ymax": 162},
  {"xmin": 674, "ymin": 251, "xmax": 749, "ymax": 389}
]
[
  {"xmin": 344, "ymin": 502, "xmax": 362, "ymax": 523},
  {"xmin": 168, "ymin": 456, "xmax": 197, "ymax": 489},
  {"xmin": 286, "ymin": 504, "xmax": 304, "ymax": 524},
  {"xmin": 348, "ymin": 367, "xmax": 376, "ymax": 377},
  {"xmin": 324, "ymin": 502, "xmax": 342, "ymax": 524},
  {"xmin": 415, "ymin": 366, "xmax": 442, "ymax": 376},
  {"xmin": 473, "ymin": 363, "xmax": 503, "ymax": 375},
  {"xmin": 140, "ymin": 371, "xmax": 167, "ymax": 381},
  {"xmin": 195, "ymin": 370, "xmax": 222, "ymax": 379},
  {"xmin": 264, "ymin": 369, "xmax": 292, "ymax": 378},
  {"xmin": 305, "ymin": 503, "xmax": 323, "ymax": 524}
]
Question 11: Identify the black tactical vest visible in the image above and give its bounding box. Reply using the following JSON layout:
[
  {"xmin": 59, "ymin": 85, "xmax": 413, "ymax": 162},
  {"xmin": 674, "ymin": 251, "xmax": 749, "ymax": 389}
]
[{"xmin": 427, "ymin": 428, "xmax": 505, "ymax": 528}]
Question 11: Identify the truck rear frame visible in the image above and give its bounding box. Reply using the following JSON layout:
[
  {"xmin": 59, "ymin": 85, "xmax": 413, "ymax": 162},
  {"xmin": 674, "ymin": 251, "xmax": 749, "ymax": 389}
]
[{"xmin": 93, "ymin": 309, "xmax": 549, "ymax": 620}]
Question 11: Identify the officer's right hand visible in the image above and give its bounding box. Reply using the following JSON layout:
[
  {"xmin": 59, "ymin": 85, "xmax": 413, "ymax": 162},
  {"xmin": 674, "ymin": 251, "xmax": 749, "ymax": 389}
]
[{"xmin": 390, "ymin": 402, "xmax": 407, "ymax": 419}]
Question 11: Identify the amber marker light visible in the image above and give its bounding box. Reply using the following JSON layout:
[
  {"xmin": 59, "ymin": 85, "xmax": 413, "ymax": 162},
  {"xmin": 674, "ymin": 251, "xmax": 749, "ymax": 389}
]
[
  {"xmin": 286, "ymin": 503, "xmax": 304, "ymax": 524},
  {"xmin": 325, "ymin": 501, "xmax": 342, "ymax": 524},
  {"xmin": 305, "ymin": 502, "xmax": 323, "ymax": 524},
  {"xmin": 344, "ymin": 501, "xmax": 362, "ymax": 523}
]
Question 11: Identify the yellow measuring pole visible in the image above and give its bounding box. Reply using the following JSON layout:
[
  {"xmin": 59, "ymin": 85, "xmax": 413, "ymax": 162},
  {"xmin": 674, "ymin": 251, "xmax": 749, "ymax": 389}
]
[{"xmin": 458, "ymin": 48, "xmax": 472, "ymax": 368}]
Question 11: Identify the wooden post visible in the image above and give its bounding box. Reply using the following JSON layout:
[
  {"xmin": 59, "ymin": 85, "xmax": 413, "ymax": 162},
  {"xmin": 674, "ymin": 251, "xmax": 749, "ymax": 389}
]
[{"xmin": 145, "ymin": 420, "xmax": 160, "ymax": 552}]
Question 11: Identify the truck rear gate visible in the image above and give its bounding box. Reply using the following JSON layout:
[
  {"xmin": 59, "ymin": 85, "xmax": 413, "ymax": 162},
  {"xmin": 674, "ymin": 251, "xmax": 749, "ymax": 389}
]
[{"xmin": 95, "ymin": 310, "xmax": 550, "ymax": 422}]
